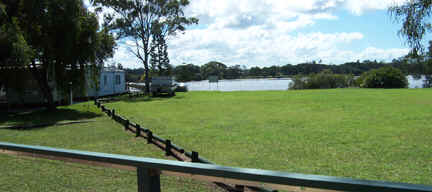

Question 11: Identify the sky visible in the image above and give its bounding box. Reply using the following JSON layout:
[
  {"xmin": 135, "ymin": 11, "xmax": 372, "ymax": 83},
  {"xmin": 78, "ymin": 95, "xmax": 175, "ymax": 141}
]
[{"xmin": 86, "ymin": 0, "xmax": 417, "ymax": 69}]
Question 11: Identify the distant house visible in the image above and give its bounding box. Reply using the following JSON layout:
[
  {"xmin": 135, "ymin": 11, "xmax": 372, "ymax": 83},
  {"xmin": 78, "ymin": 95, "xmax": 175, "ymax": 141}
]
[{"xmin": 86, "ymin": 67, "xmax": 127, "ymax": 98}]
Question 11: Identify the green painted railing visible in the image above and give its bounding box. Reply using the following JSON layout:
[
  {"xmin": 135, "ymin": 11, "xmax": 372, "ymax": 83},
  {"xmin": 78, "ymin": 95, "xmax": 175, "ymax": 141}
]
[{"xmin": 1, "ymin": 142, "xmax": 432, "ymax": 192}]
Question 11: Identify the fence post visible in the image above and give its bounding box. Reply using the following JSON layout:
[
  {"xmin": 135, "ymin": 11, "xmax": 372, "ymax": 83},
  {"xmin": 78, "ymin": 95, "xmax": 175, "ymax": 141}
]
[
  {"xmin": 112, "ymin": 109, "xmax": 115, "ymax": 119},
  {"xmin": 165, "ymin": 140, "xmax": 171, "ymax": 156},
  {"xmin": 191, "ymin": 151, "xmax": 199, "ymax": 163},
  {"xmin": 147, "ymin": 131, "xmax": 153, "ymax": 144},
  {"xmin": 235, "ymin": 185, "xmax": 245, "ymax": 192},
  {"xmin": 124, "ymin": 120, "xmax": 129, "ymax": 131},
  {"xmin": 137, "ymin": 167, "xmax": 161, "ymax": 192},
  {"xmin": 136, "ymin": 124, "xmax": 141, "ymax": 137}
]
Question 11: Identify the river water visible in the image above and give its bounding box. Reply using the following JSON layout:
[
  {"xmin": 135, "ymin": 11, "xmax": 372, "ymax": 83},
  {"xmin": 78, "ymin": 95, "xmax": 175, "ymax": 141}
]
[{"xmin": 182, "ymin": 76, "xmax": 427, "ymax": 91}]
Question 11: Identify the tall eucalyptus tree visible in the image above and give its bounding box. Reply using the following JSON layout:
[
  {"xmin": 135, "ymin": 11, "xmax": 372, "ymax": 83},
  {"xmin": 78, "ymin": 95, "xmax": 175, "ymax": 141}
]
[
  {"xmin": 390, "ymin": 0, "xmax": 432, "ymax": 87},
  {"xmin": 90, "ymin": 0, "xmax": 198, "ymax": 94}
]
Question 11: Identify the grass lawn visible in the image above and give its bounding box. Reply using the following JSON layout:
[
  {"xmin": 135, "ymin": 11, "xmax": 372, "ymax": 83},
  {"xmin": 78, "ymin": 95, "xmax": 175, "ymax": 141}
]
[
  {"xmin": 103, "ymin": 89, "xmax": 432, "ymax": 185},
  {"xmin": 0, "ymin": 103, "xmax": 221, "ymax": 192}
]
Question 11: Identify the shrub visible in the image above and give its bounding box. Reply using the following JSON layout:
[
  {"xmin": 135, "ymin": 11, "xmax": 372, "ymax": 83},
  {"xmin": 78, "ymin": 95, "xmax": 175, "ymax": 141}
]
[
  {"xmin": 359, "ymin": 67, "xmax": 408, "ymax": 88},
  {"xmin": 289, "ymin": 70, "xmax": 354, "ymax": 89}
]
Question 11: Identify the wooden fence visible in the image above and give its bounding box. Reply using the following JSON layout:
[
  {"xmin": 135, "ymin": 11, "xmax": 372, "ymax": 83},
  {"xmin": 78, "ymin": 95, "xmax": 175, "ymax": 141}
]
[
  {"xmin": 92, "ymin": 99, "xmax": 432, "ymax": 192},
  {"xmin": 1, "ymin": 142, "xmax": 431, "ymax": 192},
  {"xmin": 95, "ymin": 99, "xmax": 251, "ymax": 191}
]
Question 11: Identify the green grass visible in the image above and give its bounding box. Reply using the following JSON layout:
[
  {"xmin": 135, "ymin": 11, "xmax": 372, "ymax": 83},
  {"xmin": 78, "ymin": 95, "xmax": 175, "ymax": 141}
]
[
  {"xmin": 103, "ymin": 89, "xmax": 432, "ymax": 185},
  {"xmin": 1, "ymin": 89, "xmax": 432, "ymax": 190},
  {"xmin": 0, "ymin": 103, "xmax": 220, "ymax": 192}
]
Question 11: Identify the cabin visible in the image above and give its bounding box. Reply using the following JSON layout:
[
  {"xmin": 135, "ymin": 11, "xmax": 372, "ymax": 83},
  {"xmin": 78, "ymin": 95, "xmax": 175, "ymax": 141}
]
[
  {"xmin": 1, "ymin": 66, "xmax": 126, "ymax": 106},
  {"xmin": 86, "ymin": 67, "xmax": 127, "ymax": 97}
]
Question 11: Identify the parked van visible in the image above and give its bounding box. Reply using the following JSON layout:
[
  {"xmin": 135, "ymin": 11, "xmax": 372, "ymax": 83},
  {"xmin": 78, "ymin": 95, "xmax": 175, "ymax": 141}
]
[{"xmin": 151, "ymin": 76, "xmax": 177, "ymax": 96}]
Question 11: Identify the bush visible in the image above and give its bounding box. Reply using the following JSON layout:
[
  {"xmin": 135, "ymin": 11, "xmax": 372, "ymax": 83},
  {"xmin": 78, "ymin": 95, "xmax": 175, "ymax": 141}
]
[
  {"xmin": 359, "ymin": 67, "xmax": 408, "ymax": 88},
  {"xmin": 289, "ymin": 70, "xmax": 354, "ymax": 89}
]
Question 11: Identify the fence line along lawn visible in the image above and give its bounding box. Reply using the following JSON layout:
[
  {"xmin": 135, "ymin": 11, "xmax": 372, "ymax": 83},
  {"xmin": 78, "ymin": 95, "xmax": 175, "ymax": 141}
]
[
  {"xmin": 105, "ymin": 89, "xmax": 432, "ymax": 185},
  {"xmin": 0, "ymin": 103, "xmax": 220, "ymax": 192}
]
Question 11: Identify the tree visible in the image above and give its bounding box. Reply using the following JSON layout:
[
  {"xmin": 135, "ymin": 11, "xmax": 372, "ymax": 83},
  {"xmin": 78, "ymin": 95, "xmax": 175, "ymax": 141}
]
[
  {"xmin": 249, "ymin": 67, "xmax": 262, "ymax": 77},
  {"xmin": 0, "ymin": 1, "xmax": 34, "ymax": 94},
  {"xmin": 0, "ymin": 0, "xmax": 115, "ymax": 109},
  {"xmin": 390, "ymin": 1, "xmax": 432, "ymax": 88},
  {"xmin": 289, "ymin": 69, "xmax": 354, "ymax": 90},
  {"xmin": 359, "ymin": 67, "xmax": 408, "ymax": 88},
  {"xmin": 173, "ymin": 64, "xmax": 201, "ymax": 82},
  {"xmin": 224, "ymin": 65, "xmax": 242, "ymax": 79},
  {"xmin": 200, "ymin": 61, "xmax": 227, "ymax": 80},
  {"xmin": 390, "ymin": 1, "xmax": 432, "ymax": 54},
  {"xmin": 150, "ymin": 31, "xmax": 172, "ymax": 76},
  {"xmin": 91, "ymin": 0, "xmax": 198, "ymax": 94}
]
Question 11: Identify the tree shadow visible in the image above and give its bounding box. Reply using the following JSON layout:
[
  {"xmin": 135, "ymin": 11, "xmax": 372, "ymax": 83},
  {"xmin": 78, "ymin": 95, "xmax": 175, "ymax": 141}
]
[
  {"xmin": 0, "ymin": 108, "xmax": 102, "ymax": 130},
  {"xmin": 123, "ymin": 94, "xmax": 185, "ymax": 103}
]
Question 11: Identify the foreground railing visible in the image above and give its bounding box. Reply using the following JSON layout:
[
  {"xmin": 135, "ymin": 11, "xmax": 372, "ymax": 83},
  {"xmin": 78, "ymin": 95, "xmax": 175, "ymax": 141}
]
[{"xmin": 1, "ymin": 142, "xmax": 431, "ymax": 192}]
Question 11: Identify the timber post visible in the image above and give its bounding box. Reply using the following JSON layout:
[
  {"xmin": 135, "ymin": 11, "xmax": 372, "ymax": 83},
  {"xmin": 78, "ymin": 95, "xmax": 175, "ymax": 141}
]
[{"xmin": 137, "ymin": 167, "xmax": 161, "ymax": 192}]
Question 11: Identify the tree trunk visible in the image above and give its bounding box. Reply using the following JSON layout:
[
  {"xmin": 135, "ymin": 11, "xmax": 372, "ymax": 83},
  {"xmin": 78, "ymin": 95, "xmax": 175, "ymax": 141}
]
[
  {"xmin": 144, "ymin": 51, "xmax": 151, "ymax": 95},
  {"xmin": 30, "ymin": 60, "xmax": 56, "ymax": 110}
]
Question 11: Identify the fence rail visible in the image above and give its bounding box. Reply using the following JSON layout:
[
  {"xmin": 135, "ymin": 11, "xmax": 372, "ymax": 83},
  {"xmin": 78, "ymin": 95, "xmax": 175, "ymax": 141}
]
[
  {"xmin": 1, "ymin": 142, "xmax": 432, "ymax": 192},
  {"xmin": 94, "ymin": 100, "xmax": 245, "ymax": 191},
  {"xmin": 93, "ymin": 99, "xmax": 432, "ymax": 192}
]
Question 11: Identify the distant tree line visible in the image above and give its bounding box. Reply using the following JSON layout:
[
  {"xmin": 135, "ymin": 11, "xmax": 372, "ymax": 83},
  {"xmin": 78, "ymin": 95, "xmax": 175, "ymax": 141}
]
[{"xmin": 124, "ymin": 56, "xmax": 432, "ymax": 82}]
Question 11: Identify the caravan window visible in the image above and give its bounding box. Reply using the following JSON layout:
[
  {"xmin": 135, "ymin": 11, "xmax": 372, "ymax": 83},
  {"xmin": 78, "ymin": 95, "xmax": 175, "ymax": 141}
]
[{"xmin": 115, "ymin": 75, "xmax": 121, "ymax": 85}]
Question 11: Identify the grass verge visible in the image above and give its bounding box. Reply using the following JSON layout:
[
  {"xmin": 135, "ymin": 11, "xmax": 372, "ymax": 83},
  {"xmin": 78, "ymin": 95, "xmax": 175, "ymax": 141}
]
[
  {"xmin": 105, "ymin": 89, "xmax": 432, "ymax": 185},
  {"xmin": 0, "ymin": 102, "xmax": 221, "ymax": 192}
]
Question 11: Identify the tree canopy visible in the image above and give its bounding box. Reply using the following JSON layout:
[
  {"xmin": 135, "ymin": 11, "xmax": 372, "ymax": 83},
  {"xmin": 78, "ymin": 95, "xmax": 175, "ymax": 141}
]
[
  {"xmin": 0, "ymin": 0, "xmax": 116, "ymax": 109},
  {"xmin": 90, "ymin": 0, "xmax": 198, "ymax": 94},
  {"xmin": 390, "ymin": 0, "xmax": 432, "ymax": 54}
]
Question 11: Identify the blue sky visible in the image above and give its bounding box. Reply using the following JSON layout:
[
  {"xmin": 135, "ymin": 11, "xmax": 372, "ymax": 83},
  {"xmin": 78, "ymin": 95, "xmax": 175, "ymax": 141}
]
[{"xmin": 91, "ymin": 0, "xmax": 423, "ymax": 68}]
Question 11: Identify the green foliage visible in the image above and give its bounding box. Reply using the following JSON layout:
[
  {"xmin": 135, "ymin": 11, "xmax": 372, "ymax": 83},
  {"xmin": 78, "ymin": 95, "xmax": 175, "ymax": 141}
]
[
  {"xmin": 0, "ymin": 16, "xmax": 34, "ymax": 93},
  {"xmin": 0, "ymin": 0, "xmax": 116, "ymax": 107},
  {"xmin": 150, "ymin": 32, "xmax": 172, "ymax": 76},
  {"xmin": 173, "ymin": 64, "xmax": 201, "ymax": 82},
  {"xmin": 224, "ymin": 65, "xmax": 243, "ymax": 79},
  {"xmin": 389, "ymin": 0, "xmax": 432, "ymax": 54},
  {"xmin": 91, "ymin": 0, "xmax": 198, "ymax": 93},
  {"xmin": 289, "ymin": 69, "xmax": 354, "ymax": 89},
  {"xmin": 0, "ymin": 21, "xmax": 33, "ymax": 67},
  {"xmin": 359, "ymin": 67, "xmax": 408, "ymax": 88},
  {"xmin": 200, "ymin": 61, "xmax": 227, "ymax": 80},
  {"xmin": 125, "ymin": 68, "xmax": 145, "ymax": 82}
]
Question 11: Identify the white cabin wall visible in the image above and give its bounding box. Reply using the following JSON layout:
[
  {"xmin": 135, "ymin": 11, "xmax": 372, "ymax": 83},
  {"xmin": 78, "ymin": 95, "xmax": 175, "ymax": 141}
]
[{"xmin": 86, "ymin": 69, "xmax": 126, "ymax": 97}]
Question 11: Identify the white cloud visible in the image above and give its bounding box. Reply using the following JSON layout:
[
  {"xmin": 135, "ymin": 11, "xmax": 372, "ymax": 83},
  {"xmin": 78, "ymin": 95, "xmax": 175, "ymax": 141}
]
[
  {"xmin": 167, "ymin": 27, "xmax": 367, "ymax": 66},
  {"xmin": 355, "ymin": 47, "xmax": 410, "ymax": 61},
  {"xmin": 167, "ymin": 28, "xmax": 406, "ymax": 67},
  {"xmin": 344, "ymin": 0, "xmax": 409, "ymax": 15},
  {"xmin": 100, "ymin": 0, "xmax": 410, "ymax": 68}
]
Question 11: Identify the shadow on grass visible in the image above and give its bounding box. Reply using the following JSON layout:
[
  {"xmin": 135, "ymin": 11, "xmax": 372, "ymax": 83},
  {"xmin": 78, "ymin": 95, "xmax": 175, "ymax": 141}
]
[
  {"xmin": 123, "ymin": 94, "xmax": 185, "ymax": 103},
  {"xmin": 0, "ymin": 108, "xmax": 102, "ymax": 130}
]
